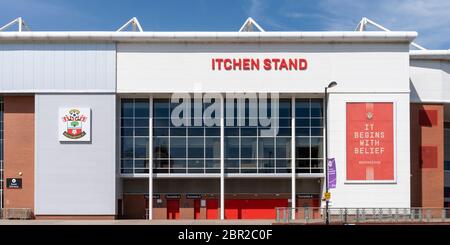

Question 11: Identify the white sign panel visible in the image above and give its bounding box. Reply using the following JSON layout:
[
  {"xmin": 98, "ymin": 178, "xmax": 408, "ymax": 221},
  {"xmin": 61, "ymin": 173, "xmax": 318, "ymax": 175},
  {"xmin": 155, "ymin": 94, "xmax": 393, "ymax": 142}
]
[
  {"xmin": 58, "ymin": 108, "xmax": 91, "ymax": 142},
  {"xmin": 117, "ymin": 43, "xmax": 410, "ymax": 93}
]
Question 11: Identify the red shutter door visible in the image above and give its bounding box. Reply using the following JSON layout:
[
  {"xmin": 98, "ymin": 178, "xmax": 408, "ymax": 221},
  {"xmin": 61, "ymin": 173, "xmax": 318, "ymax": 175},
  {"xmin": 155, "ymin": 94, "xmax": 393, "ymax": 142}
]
[
  {"xmin": 225, "ymin": 199, "xmax": 288, "ymax": 219},
  {"xmin": 206, "ymin": 199, "xmax": 218, "ymax": 219},
  {"xmin": 166, "ymin": 199, "xmax": 180, "ymax": 219},
  {"xmin": 194, "ymin": 200, "xmax": 201, "ymax": 219}
]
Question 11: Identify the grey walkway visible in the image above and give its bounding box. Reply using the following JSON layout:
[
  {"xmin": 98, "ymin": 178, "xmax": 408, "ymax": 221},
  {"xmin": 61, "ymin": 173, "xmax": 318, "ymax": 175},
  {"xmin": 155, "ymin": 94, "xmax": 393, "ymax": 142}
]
[{"xmin": 0, "ymin": 219, "xmax": 275, "ymax": 225}]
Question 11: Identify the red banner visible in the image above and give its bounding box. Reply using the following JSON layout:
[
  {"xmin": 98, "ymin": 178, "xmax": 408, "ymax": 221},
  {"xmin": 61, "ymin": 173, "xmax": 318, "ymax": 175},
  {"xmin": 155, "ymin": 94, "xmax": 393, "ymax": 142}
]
[{"xmin": 346, "ymin": 102, "xmax": 394, "ymax": 181}]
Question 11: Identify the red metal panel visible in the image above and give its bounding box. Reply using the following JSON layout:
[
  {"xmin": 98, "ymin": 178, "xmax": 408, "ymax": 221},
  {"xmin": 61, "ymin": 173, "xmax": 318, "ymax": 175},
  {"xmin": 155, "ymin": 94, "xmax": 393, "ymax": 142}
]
[
  {"xmin": 419, "ymin": 109, "xmax": 438, "ymax": 127},
  {"xmin": 225, "ymin": 199, "xmax": 288, "ymax": 219},
  {"xmin": 420, "ymin": 146, "xmax": 438, "ymax": 168},
  {"xmin": 166, "ymin": 199, "xmax": 180, "ymax": 219},
  {"xmin": 206, "ymin": 199, "xmax": 218, "ymax": 219},
  {"xmin": 194, "ymin": 200, "xmax": 201, "ymax": 219}
]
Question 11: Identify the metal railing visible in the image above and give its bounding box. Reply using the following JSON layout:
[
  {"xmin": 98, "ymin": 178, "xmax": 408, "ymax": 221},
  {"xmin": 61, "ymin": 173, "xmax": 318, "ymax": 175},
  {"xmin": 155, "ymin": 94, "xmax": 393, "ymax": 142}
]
[
  {"xmin": 0, "ymin": 208, "xmax": 33, "ymax": 220},
  {"xmin": 275, "ymin": 207, "xmax": 450, "ymax": 224}
]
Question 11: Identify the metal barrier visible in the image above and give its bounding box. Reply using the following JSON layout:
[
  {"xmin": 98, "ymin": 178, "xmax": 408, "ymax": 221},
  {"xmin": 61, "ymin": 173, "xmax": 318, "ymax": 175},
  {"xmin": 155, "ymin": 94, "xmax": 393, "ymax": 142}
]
[
  {"xmin": 275, "ymin": 207, "xmax": 450, "ymax": 224},
  {"xmin": 0, "ymin": 208, "xmax": 33, "ymax": 220}
]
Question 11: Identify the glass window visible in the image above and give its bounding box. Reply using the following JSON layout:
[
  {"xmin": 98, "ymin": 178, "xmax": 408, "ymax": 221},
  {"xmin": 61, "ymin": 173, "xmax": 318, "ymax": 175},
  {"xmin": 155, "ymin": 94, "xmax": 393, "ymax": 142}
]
[
  {"xmin": 121, "ymin": 99, "xmax": 134, "ymax": 117},
  {"xmin": 120, "ymin": 99, "xmax": 150, "ymax": 174},
  {"xmin": 205, "ymin": 137, "xmax": 220, "ymax": 159},
  {"xmin": 295, "ymin": 98, "xmax": 324, "ymax": 174},
  {"xmin": 240, "ymin": 137, "xmax": 257, "ymax": 159},
  {"xmin": 276, "ymin": 137, "xmax": 291, "ymax": 159},
  {"xmin": 154, "ymin": 137, "xmax": 169, "ymax": 159},
  {"xmin": 296, "ymin": 137, "xmax": 310, "ymax": 158},
  {"xmin": 153, "ymin": 98, "xmax": 222, "ymax": 174},
  {"xmin": 295, "ymin": 99, "xmax": 309, "ymax": 117},
  {"xmin": 188, "ymin": 137, "xmax": 204, "ymax": 158},
  {"xmin": 154, "ymin": 127, "xmax": 169, "ymax": 137},
  {"xmin": 154, "ymin": 99, "xmax": 170, "ymax": 118},
  {"xmin": 121, "ymin": 128, "xmax": 133, "ymax": 136},
  {"xmin": 121, "ymin": 137, "xmax": 134, "ymax": 158},
  {"xmin": 258, "ymin": 137, "xmax": 274, "ymax": 159},
  {"xmin": 279, "ymin": 100, "xmax": 291, "ymax": 118},
  {"xmin": 225, "ymin": 98, "xmax": 292, "ymax": 173},
  {"xmin": 135, "ymin": 99, "xmax": 150, "ymax": 117},
  {"xmin": 135, "ymin": 138, "xmax": 149, "ymax": 158},
  {"xmin": 225, "ymin": 138, "xmax": 239, "ymax": 159},
  {"xmin": 310, "ymin": 99, "xmax": 323, "ymax": 117},
  {"xmin": 170, "ymin": 137, "xmax": 186, "ymax": 158},
  {"xmin": 135, "ymin": 128, "xmax": 149, "ymax": 136},
  {"xmin": 170, "ymin": 127, "xmax": 186, "ymax": 136}
]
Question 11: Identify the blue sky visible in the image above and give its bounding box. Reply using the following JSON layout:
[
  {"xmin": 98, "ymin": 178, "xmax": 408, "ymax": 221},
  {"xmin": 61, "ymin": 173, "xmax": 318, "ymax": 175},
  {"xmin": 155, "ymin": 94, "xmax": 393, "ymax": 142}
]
[{"xmin": 1, "ymin": 0, "xmax": 449, "ymax": 49}]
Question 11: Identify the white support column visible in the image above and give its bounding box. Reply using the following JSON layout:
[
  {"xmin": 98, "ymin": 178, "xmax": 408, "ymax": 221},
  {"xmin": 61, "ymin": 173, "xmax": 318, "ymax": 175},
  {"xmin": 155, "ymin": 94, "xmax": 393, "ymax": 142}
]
[
  {"xmin": 291, "ymin": 96, "xmax": 296, "ymax": 220},
  {"xmin": 148, "ymin": 96, "xmax": 153, "ymax": 220},
  {"xmin": 220, "ymin": 94, "xmax": 225, "ymax": 220}
]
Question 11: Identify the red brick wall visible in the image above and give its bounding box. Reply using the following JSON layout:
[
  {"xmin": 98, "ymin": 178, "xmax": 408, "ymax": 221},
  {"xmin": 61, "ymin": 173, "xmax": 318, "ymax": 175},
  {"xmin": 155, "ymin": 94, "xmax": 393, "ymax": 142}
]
[
  {"xmin": 3, "ymin": 96, "xmax": 35, "ymax": 215},
  {"xmin": 410, "ymin": 104, "xmax": 444, "ymax": 208}
]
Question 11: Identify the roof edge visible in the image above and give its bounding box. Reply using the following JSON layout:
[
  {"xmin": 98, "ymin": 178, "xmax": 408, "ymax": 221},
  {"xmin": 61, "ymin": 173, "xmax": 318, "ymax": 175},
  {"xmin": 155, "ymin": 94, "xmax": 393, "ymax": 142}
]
[
  {"xmin": 410, "ymin": 50, "xmax": 450, "ymax": 61},
  {"xmin": 0, "ymin": 31, "xmax": 417, "ymax": 43}
]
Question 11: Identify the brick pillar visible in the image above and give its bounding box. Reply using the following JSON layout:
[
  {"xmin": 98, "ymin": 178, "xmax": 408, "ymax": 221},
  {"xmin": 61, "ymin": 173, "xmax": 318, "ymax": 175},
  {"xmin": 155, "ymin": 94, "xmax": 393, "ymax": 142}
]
[
  {"xmin": 3, "ymin": 96, "xmax": 35, "ymax": 216},
  {"xmin": 410, "ymin": 104, "xmax": 444, "ymax": 209}
]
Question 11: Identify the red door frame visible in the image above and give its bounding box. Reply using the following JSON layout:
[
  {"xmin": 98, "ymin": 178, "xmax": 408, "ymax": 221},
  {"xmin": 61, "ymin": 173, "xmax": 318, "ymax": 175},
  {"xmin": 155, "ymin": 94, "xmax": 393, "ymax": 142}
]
[
  {"xmin": 166, "ymin": 199, "xmax": 180, "ymax": 219},
  {"xmin": 194, "ymin": 200, "xmax": 201, "ymax": 219}
]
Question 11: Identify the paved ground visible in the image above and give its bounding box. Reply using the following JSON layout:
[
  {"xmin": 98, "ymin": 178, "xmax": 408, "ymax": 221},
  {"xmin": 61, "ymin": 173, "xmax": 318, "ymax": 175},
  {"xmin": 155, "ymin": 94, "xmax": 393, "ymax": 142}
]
[{"xmin": 0, "ymin": 219, "xmax": 275, "ymax": 225}]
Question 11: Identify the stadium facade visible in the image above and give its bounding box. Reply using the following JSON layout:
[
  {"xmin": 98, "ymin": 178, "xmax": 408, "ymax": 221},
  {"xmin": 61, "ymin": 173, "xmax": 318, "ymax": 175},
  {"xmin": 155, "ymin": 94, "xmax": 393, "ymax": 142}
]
[{"xmin": 0, "ymin": 17, "xmax": 449, "ymax": 220}]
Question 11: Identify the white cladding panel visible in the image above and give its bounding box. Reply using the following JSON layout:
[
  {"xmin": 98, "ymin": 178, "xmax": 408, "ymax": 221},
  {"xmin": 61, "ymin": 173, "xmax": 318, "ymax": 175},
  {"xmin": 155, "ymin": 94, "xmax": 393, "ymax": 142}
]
[
  {"xmin": 35, "ymin": 94, "xmax": 116, "ymax": 215},
  {"xmin": 0, "ymin": 43, "xmax": 116, "ymax": 92},
  {"xmin": 410, "ymin": 60, "xmax": 450, "ymax": 103},
  {"xmin": 117, "ymin": 43, "xmax": 410, "ymax": 93},
  {"xmin": 327, "ymin": 93, "xmax": 410, "ymax": 208}
]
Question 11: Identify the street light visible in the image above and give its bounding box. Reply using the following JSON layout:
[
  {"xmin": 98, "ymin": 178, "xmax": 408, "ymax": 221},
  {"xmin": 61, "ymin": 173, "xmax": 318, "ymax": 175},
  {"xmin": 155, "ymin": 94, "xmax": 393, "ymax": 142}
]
[{"xmin": 324, "ymin": 81, "xmax": 337, "ymax": 225}]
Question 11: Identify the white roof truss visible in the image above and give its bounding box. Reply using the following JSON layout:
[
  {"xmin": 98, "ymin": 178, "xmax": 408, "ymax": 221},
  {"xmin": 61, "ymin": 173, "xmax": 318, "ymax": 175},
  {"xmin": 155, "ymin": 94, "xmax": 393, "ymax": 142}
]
[
  {"xmin": 116, "ymin": 17, "xmax": 143, "ymax": 32},
  {"xmin": 239, "ymin": 17, "xmax": 265, "ymax": 32},
  {"xmin": 355, "ymin": 17, "xmax": 426, "ymax": 50},
  {"xmin": 0, "ymin": 17, "xmax": 30, "ymax": 32}
]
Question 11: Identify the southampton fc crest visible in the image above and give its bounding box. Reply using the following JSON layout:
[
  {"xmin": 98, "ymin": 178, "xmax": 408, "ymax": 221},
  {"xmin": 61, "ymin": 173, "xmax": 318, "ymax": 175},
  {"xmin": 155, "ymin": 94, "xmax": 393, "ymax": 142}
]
[{"xmin": 59, "ymin": 108, "xmax": 91, "ymax": 142}]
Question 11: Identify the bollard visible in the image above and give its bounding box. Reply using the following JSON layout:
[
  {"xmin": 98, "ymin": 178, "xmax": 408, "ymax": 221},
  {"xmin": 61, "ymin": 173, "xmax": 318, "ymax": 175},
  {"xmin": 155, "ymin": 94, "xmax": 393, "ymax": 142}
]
[
  {"xmin": 356, "ymin": 209, "xmax": 360, "ymax": 223},
  {"xmin": 305, "ymin": 208, "xmax": 310, "ymax": 224},
  {"xmin": 418, "ymin": 209, "xmax": 423, "ymax": 223},
  {"xmin": 344, "ymin": 208, "xmax": 348, "ymax": 224},
  {"xmin": 426, "ymin": 209, "xmax": 431, "ymax": 223},
  {"xmin": 288, "ymin": 208, "xmax": 292, "ymax": 222},
  {"xmin": 276, "ymin": 208, "xmax": 280, "ymax": 223},
  {"xmin": 283, "ymin": 208, "xmax": 287, "ymax": 223},
  {"xmin": 442, "ymin": 209, "xmax": 446, "ymax": 222}
]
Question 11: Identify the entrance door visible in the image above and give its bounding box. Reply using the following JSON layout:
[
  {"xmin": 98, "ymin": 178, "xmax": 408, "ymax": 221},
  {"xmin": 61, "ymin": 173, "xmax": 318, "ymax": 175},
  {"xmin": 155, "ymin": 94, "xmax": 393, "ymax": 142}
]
[
  {"xmin": 194, "ymin": 200, "xmax": 201, "ymax": 219},
  {"xmin": 206, "ymin": 199, "xmax": 218, "ymax": 219},
  {"xmin": 167, "ymin": 199, "xmax": 180, "ymax": 219}
]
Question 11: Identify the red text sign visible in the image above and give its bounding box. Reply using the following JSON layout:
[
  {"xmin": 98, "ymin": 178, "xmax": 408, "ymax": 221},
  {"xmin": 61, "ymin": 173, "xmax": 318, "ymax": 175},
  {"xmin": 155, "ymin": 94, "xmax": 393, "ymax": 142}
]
[
  {"xmin": 211, "ymin": 58, "xmax": 307, "ymax": 71},
  {"xmin": 346, "ymin": 102, "xmax": 394, "ymax": 181}
]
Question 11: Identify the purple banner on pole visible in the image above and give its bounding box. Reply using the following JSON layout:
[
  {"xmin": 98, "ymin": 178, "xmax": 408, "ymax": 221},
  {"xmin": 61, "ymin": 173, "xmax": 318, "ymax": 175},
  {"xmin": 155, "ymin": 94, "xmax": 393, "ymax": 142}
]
[{"xmin": 328, "ymin": 158, "xmax": 336, "ymax": 189}]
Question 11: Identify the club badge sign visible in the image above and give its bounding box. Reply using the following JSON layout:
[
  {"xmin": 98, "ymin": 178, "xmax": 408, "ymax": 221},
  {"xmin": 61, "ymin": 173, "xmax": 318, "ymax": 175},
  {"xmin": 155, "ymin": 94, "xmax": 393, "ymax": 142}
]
[
  {"xmin": 346, "ymin": 102, "xmax": 394, "ymax": 182},
  {"xmin": 59, "ymin": 108, "xmax": 91, "ymax": 142}
]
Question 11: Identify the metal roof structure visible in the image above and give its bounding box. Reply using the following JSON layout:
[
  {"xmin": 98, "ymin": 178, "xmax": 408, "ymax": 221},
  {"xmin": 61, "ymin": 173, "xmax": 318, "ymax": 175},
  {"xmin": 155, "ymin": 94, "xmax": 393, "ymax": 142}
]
[
  {"xmin": 0, "ymin": 17, "xmax": 30, "ymax": 32},
  {"xmin": 2, "ymin": 16, "xmax": 450, "ymax": 61},
  {"xmin": 116, "ymin": 17, "xmax": 143, "ymax": 32},
  {"xmin": 355, "ymin": 17, "xmax": 450, "ymax": 60},
  {"xmin": 239, "ymin": 17, "xmax": 265, "ymax": 32}
]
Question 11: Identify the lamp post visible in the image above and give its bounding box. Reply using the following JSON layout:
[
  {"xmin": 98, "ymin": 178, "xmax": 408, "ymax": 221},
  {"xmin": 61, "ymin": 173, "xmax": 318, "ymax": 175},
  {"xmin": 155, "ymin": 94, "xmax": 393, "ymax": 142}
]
[{"xmin": 324, "ymin": 81, "xmax": 337, "ymax": 225}]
